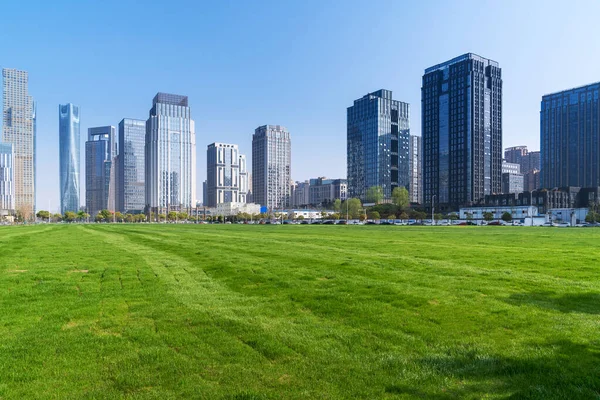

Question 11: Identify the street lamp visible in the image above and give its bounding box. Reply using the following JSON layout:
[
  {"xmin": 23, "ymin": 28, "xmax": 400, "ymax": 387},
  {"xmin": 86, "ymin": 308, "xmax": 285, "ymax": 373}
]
[{"xmin": 431, "ymin": 194, "xmax": 437, "ymax": 226}]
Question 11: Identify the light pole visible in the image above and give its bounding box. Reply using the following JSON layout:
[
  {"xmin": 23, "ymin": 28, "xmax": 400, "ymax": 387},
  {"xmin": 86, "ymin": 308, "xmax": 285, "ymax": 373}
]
[
  {"xmin": 346, "ymin": 199, "xmax": 349, "ymax": 222},
  {"xmin": 431, "ymin": 194, "xmax": 436, "ymax": 226}
]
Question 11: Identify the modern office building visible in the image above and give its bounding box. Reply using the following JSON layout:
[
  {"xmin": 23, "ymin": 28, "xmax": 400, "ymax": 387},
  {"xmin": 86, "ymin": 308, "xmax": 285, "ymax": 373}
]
[
  {"xmin": 541, "ymin": 82, "xmax": 600, "ymax": 189},
  {"xmin": 117, "ymin": 118, "xmax": 145, "ymax": 214},
  {"xmin": 145, "ymin": 93, "xmax": 196, "ymax": 215},
  {"xmin": 504, "ymin": 146, "xmax": 528, "ymax": 166},
  {"xmin": 308, "ymin": 177, "xmax": 347, "ymax": 206},
  {"xmin": 409, "ymin": 135, "xmax": 422, "ymax": 204},
  {"xmin": 205, "ymin": 143, "xmax": 247, "ymax": 207},
  {"xmin": 422, "ymin": 53, "xmax": 502, "ymax": 210},
  {"xmin": 58, "ymin": 104, "xmax": 80, "ymax": 214},
  {"xmin": 523, "ymin": 151, "xmax": 541, "ymax": 174},
  {"xmin": 347, "ymin": 89, "xmax": 410, "ymax": 200},
  {"xmin": 0, "ymin": 142, "xmax": 14, "ymax": 216},
  {"xmin": 86, "ymin": 126, "xmax": 116, "ymax": 217},
  {"xmin": 252, "ymin": 125, "xmax": 291, "ymax": 209},
  {"xmin": 2, "ymin": 68, "xmax": 36, "ymax": 218},
  {"xmin": 291, "ymin": 180, "xmax": 310, "ymax": 207},
  {"xmin": 524, "ymin": 169, "xmax": 541, "ymax": 192},
  {"xmin": 502, "ymin": 172, "xmax": 524, "ymax": 194},
  {"xmin": 502, "ymin": 160, "xmax": 520, "ymax": 175}
]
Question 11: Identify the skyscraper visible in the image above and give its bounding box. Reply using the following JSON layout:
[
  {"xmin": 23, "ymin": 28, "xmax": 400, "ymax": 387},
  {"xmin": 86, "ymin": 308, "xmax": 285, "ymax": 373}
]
[
  {"xmin": 145, "ymin": 93, "xmax": 196, "ymax": 215},
  {"xmin": 59, "ymin": 104, "xmax": 80, "ymax": 214},
  {"xmin": 0, "ymin": 142, "xmax": 14, "ymax": 216},
  {"xmin": 347, "ymin": 89, "xmax": 410, "ymax": 200},
  {"xmin": 540, "ymin": 82, "xmax": 600, "ymax": 188},
  {"xmin": 205, "ymin": 143, "xmax": 247, "ymax": 207},
  {"xmin": 409, "ymin": 135, "xmax": 422, "ymax": 204},
  {"xmin": 252, "ymin": 125, "xmax": 291, "ymax": 209},
  {"xmin": 2, "ymin": 68, "xmax": 35, "ymax": 218},
  {"xmin": 504, "ymin": 146, "xmax": 528, "ymax": 166},
  {"xmin": 117, "ymin": 118, "xmax": 145, "ymax": 214},
  {"xmin": 86, "ymin": 126, "xmax": 116, "ymax": 217},
  {"xmin": 422, "ymin": 53, "xmax": 502, "ymax": 210}
]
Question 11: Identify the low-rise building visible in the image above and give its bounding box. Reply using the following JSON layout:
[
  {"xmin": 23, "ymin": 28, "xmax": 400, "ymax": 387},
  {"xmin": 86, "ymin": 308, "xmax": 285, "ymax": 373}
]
[
  {"xmin": 460, "ymin": 206, "xmax": 538, "ymax": 221},
  {"xmin": 209, "ymin": 202, "xmax": 261, "ymax": 217},
  {"xmin": 287, "ymin": 209, "xmax": 325, "ymax": 220}
]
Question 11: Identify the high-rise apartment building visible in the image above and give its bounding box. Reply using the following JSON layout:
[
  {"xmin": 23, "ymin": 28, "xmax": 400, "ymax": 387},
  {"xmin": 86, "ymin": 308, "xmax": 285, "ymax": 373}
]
[
  {"xmin": 541, "ymin": 82, "xmax": 600, "ymax": 188},
  {"xmin": 422, "ymin": 53, "xmax": 502, "ymax": 209},
  {"xmin": 205, "ymin": 143, "xmax": 248, "ymax": 207},
  {"xmin": 145, "ymin": 93, "xmax": 196, "ymax": 214},
  {"xmin": 59, "ymin": 104, "xmax": 80, "ymax": 214},
  {"xmin": 252, "ymin": 125, "xmax": 291, "ymax": 209},
  {"xmin": 409, "ymin": 135, "xmax": 422, "ymax": 204},
  {"xmin": 347, "ymin": 89, "xmax": 410, "ymax": 200},
  {"xmin": 0, "ymin": 142, "xmax": 14, "ymax": 216},
  {"xmin": 86, "ymin": 126, "xmax": 116, "ymax": 217},
  {"xmin": 2, "ymin": 68, "xmax": 35, "ymax": 218},
  {"xmin": 117, "ymin": 118, "xmax": 145, "ymax": 214}
]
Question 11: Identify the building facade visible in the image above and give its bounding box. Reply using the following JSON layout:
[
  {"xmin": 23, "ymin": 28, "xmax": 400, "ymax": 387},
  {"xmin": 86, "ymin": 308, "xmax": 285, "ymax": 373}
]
[
  {"xmin": 86, "ymin": 126, "xmax": 116, "ymax": 217},
  {"xmin": 2, "ymin": 68, "xmax": 35, "ymax": 218},
  {"xmin": 117, "ymin": 118, "xmax": 145, "ymax": 214},
  {"xmin": 409, "ymin": 135, "xmax": 422, "ymax": 204},
  {"xmin": 541, "ymin": 82, "xmax": 600, "ymax": 189},
  {"xmin": 205, "ymin": 143, "xmax": 248, "ymax": 207},
  {"xmin": 422, "ymin": 53, "xmax": 502, "ymax": 210},
  {"xmin": 0, "ymin": 143, "xmax": 14, "ymax": 215},
  {"xmin": 252, "ymin": 125, "xmax": 291, "ymax": 209},
  {"xmin": 347, "ymin": 89, "xmax": 410, "ymax": 200},
  {"xmin": 502, "ymin": 161, "xmax": 520, "ymax": 174},
  {"xmin": 504, "ymin": 146, "xmax": 528, "ymax": 166},
  {"xmin": 308, "ymin": 177, "xmax": 347, "ymax": 206},
  {"xmin": 59, "ymin": 104, "xmax": 80, "ymax": 214},
  {"xmin": 502, "ymin": 172, "xmax": 524, "ymax": 194},
  {"xmin": 145, "ymin": 93, "xmax": 196, "ymax": 214},
  {"xmin": 291, "ymin": 180, "xmax": 310, "ymax": 207}
]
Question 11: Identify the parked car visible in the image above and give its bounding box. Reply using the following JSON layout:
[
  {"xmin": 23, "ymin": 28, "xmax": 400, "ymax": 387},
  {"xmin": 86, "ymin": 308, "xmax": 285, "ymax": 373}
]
[
  {"xmin": 556, "ymin": 222, "xmax": 571, "ymax": 227},
  {"xmin": 336, "ymin": 220, "xmax": 347, "ymax": 225}
]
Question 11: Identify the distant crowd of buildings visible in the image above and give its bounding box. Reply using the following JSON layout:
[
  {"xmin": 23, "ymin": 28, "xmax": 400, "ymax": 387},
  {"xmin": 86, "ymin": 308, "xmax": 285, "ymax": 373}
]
[{"xmin": 2, "ymin": 54, "xmax": 600, "ymax": 219}]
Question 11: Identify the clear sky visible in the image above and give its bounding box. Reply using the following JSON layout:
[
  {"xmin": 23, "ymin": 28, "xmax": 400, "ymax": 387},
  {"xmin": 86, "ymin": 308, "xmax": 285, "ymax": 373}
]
[{"xmin": 2, "ymin": 0, "xmax": 599, "ymax": 212}]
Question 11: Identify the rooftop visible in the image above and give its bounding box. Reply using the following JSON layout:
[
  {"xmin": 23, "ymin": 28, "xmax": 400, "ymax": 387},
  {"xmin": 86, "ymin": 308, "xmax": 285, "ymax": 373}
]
[{"xmin": 424, "ymin": 53, "xmax": 499, "ymax": 74}]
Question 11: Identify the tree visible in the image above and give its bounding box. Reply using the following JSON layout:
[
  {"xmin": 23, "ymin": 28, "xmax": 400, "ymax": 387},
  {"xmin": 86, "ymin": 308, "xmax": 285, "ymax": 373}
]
[
  {"xmin": 64, "ymin": 211, "xmax": 77, "ymax": 223},
  {"xmin": 448, "ymin": 213, "xmax": 459, "ymax": 221},
  {"xmin": 399, "ymin": 211, "xmax": 408, "ymax": 221},
  {"xmin": 158, "ymin": 214, "xmax": 166, "ymax": 221},
  {"xmin": 369, "ymin": 211, "xmax": 381, "ymax": 220},
  {"xmin": 125, "ymin": 214, "xmax": 134, "ymax": 223},
  {"xmin": 333, "ymin": 199, "xmax": 342, "ymax": 213},
  {"xmin": 36, "ymin": 210, "xmax": 50, "ymax": 222},
  {"xmin": 391, "ymin": 187, "xmax": 410, "ymax": 210},
  {"xmin": 483, "ymin": 212, "xmax": 494, "ymax": 222},
  {"xmin": 53, "ymin": 213, "xmax": 63, "ymax": 222},
  {"xmin": 167, "ymin": 211, "xmax": 178, "ymax": 221},
  {"xmin": 297, "ymin": 215, "xmax": 304, "ymax": 221},
  {"xmin": 501, "ymin": 212, "xmax": 513, "ymax": 223},
  {"xmin": 366, "ymin": 186, "xmax": 384, "ymax": 204},
  {"xmin": 95, "ymin": 213, "xmax": 104, "ymax": 223},
  {"xmin": 178, "ymin": 212, "xmax": 188, "ymax": 221},
  {"xmin": 585, "ymin": 212, "xmax": 597, "ymax": 223},
  {"xmin": 434, "ymin": 213, "xmax": 443, "ymax": 222},
  {"xmin": 359, "ymin": 214, "xmax": 366, "ymax": 221},
  {"xmin": 342, "ymin": 198, "xmax": 362, "ymax": 219},
  {"xmin": 417, "ymin": 211, "xmax": 428, "ymax": 222},
  {"xmin": 466, "ymin": 212, "xmax": 474, "ymax": 222},
  {"xmin": 100, "ymin": 209, "xmax": 112, "ymax": 222},
  {"xmin": 388, "ymin": 214, "xmax": 397, "ymax": 220}
]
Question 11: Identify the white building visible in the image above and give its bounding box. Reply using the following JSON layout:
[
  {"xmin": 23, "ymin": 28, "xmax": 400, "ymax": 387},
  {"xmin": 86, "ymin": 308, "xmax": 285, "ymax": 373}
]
[
  {"xmin": 460, "ymin": 205, "xmax": 538, "ymax": 221},
  {"xmin": 206, "ymin": 143, "xmax": 248, "ymax": 207},
  {"xmin": 210, "ymin": 202, "xmax": 261, "ymax": 217},
  {"xmin": 252, "ymin": 125, "xmax": 291, "ymax": 209},
  {"xmin": 287, "ymin": 209, "xmax": 325, "ymax": 220},
  {"xmin": 0, "ymin": 142, "xmax": 14, "ymax": 216}
]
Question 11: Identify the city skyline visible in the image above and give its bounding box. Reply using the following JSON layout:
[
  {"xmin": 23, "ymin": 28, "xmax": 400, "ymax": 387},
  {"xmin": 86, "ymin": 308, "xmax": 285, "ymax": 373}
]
[{"xmin": 2, "ymin": 1, "xmax": 600, "ymax": 211}]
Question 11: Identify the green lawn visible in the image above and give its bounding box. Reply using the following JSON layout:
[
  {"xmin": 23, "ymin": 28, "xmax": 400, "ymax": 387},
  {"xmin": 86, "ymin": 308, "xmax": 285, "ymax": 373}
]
[{"xmin": 0, "ymin": 224, "xmax": 598, "ymax": 399}]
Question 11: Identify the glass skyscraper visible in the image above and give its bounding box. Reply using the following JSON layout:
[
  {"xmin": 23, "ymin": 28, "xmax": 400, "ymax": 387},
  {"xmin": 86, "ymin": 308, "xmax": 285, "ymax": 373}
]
[
  {"xmin": 0, "ymin": 142, "xmax": 14, "ymax": 215},
  {"xmin": 540, "ymin": 82, "xmax": 600, "ymax": 189},
  {"xmin": 206, "ymin": 143, "xmax": 247, "ymax": 207},
  {"xmin": 2, "ymin": 68, "xmax": 35, "ymax": 218},
  {"xmin": 252, "ymin": 125, "xmax": 291, "ymax": 209},
  {"xmin": 347, "ymin": 89, "xmax": 410, "ymax": 200},
  {"xmin": 86, "ymin": 126, "xmax": 116, "ymax": 217},
  {"xmin": 117, "ymin": 118, "xmax": 145, "ymax": 214},
  {"xmin": 422, "ymin": 53, "xmax": 502, "ymax": 210},
  {"xmin": 145, "ymin": 93, "xmax": 196, "ymax": 214},
  {"xmin": 59, "ymin": 104, "xmax": 80, "ymax": 214}
]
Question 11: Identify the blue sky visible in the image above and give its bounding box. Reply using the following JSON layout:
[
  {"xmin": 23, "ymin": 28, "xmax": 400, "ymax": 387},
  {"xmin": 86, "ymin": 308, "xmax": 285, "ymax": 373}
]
[{"xmin": 2, "ymin": 0, "xmax": 599, "ymax": 212}]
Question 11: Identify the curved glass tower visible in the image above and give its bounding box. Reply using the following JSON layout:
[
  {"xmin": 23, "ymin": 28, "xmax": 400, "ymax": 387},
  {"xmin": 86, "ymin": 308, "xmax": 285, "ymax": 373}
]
[{"xmin": 59, "ymin": 103, "xmax": 80, "ymax": 214}]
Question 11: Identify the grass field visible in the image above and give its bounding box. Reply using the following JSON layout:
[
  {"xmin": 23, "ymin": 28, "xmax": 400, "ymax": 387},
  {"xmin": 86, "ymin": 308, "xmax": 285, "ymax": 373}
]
[{"xmin": 0, "ymin": 224, "xmax": 599, "ymax": 399}]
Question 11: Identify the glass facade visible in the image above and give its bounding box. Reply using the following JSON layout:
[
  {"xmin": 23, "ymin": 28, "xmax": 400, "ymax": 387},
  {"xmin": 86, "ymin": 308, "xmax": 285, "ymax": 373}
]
[
  {"xmin": 59, "ymin": 104, "xmax": 80, "ymax": 214},
  {"xmin": 205, "ymin": 143, "xmax": 247, "ymax": 207},
  {"xmin": 86, "ymin": 126, "xmax": 116, "ymax": 217},
  {"xmin": 0, "ymin": 142, "xmax": 14, "ymax": 213},
  {"xmin": 252, "ymin": 125, "xmax": 291, "ymax": 209},
  {"xmin": 117, "ymin": 118, "xmax": 145, "ymax": 213},
  {"xmin": 347, "ymin": 89, "xmax": 410, "ymax": 200},
  {"xmin": 422, "ymin": 53, "xmax": 502, "ymax": 209},
  {"xmin": 2, "ymin": 68, "xmax": 35, "ymax": 218},
  {"xmin": 540, "ymin": 82, "xmax": 600, "ymax": 189},
  {"xmin": 145, "ymin": 93, "xmax": 196, "ymax": 214}
]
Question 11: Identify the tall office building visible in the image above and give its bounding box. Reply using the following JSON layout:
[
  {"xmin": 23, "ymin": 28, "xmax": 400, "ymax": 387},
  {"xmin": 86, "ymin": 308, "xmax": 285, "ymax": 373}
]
[
  {"xmin": 145, "ymin": 93, "xmax": 196, "ymax": 214},
  {"xmin": 205, "ymin": 143, "xmax": 247, "ymax": 207},
  {"xmin": 2, "ymin": 68, "xmax": 35, "ymax": 218},
  {"xmin": 541, "ymin": 82, "xmax": 600, "ymax": 188},
  {"xmin": 347, "ymin": 89, "xmax": 410, "ymax": 200},
  {"xmin": 409, "ymin": 135, "xmax": 422, "ymax": 204},
  {"xmin": 252, "ymin": 125, "xmax": 291, "ymax": 209},
  {"xmin": 504, "ymin": 146, "xmax": 528, "ymax": 166},
  {"xmin": 523, "ymin": 151, "xmax": 540, "ymax": 174},
  {"xmin": 86, "ymin": 126, "xmax": 116, "ymax": 217},
  {"xmin": 59, "ymin": 104, "xmax": 80, "ymax": 214},
  {"xmin": 422, "ymin": 53, "xmax": 502, "ymax": 209},
  {"xmin": 0, "ymin": 143, "xmax": 14, "ymax": 215},
  {"xmin": 117, "ymin": 118, "xmax": 145, "ymax": 214}
]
